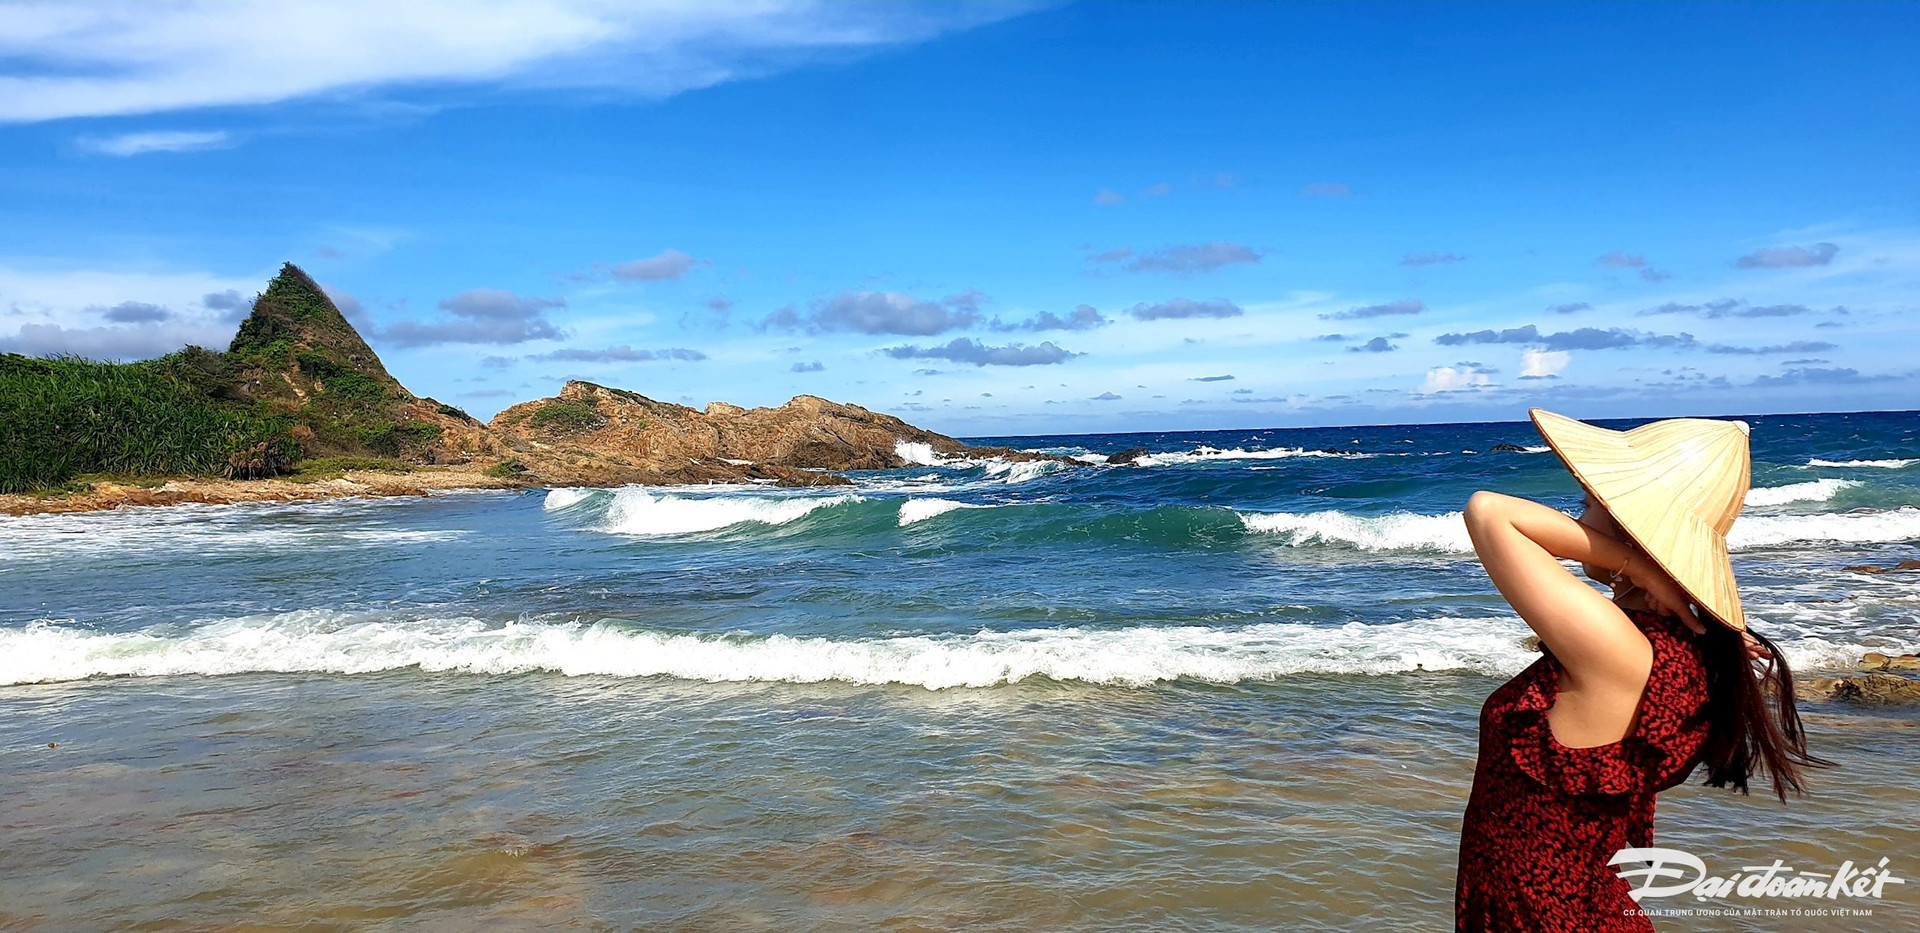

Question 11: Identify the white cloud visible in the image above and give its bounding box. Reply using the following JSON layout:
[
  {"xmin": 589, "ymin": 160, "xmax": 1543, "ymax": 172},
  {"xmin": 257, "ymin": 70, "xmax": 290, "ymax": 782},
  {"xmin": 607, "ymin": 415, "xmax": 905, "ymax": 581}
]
[
  {"xmin": 1519, "ymin": 348, "xmax": 1570, "ymax": 378},
  {"xmin": 78, "ymin": 130, "xmax": 232, "ymax": 156},
  {"xmin": 1419, "ymin": 365, "xmax": 1494, "ymax": 394},
  {"xmin": 0, "ymin": 1, "xmax": 1030, "ymax": 123}
]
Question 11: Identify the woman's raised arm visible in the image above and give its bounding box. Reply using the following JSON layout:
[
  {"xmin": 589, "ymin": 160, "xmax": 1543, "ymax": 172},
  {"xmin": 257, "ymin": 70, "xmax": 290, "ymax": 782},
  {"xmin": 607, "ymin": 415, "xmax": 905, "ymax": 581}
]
[{"xmin": 1461, "ymin": 490, "xmax": 1657, "ymax": 689}]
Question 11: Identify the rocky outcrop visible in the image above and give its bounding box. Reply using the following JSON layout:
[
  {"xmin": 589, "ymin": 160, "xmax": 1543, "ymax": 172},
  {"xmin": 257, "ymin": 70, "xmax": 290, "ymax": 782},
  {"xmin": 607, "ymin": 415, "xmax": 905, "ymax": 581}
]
[
  {"xmin": 489, "ymin": 381, "xmax": 1065, "ymax": 487},
  {"xmin": 1107, "ymin": 447, "xmax": 1150, "ymax": 466}
]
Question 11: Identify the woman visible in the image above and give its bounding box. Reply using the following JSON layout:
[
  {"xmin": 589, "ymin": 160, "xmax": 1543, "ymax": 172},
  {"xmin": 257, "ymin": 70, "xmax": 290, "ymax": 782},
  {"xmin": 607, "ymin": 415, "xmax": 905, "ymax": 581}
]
[{"xmin": 1453, "ymin": 408, "xmax": 1828, "ymax": 932}]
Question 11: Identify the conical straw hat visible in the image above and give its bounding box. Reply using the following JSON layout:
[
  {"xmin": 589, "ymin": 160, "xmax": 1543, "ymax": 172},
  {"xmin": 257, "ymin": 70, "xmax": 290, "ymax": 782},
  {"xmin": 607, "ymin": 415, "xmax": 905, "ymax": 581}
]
[{"xmin": 1529, "ymin": 407, "xmax": 1752, "ymax": 631}]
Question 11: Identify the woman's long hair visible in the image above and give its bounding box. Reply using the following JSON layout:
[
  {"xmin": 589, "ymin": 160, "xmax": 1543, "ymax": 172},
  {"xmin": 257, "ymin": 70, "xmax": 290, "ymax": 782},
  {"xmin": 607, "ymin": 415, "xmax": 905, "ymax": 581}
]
[{"xmin": 1693, "ymin": 617, "xmax": 1834, "ymax": 801}]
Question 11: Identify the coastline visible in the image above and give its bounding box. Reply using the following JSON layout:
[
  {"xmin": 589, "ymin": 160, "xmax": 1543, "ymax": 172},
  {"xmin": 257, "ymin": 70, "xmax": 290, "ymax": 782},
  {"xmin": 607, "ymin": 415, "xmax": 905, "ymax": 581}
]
[{"xmin": 0, "ymin": 467, "xmax": 531, "ymax": 517}]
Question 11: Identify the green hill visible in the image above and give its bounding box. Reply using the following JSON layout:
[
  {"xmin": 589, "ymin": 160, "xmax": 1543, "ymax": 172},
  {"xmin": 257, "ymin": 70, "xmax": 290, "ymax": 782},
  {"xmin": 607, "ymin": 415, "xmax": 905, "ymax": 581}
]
[{"xmin": 0, "ymin": 263, "xmax": 482, "ymax": 493}]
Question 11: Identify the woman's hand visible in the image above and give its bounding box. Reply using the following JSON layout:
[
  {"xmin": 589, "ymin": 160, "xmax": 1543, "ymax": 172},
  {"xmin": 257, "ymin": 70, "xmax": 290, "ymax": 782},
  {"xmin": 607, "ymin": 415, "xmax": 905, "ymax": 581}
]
[{"xmin": 1620, "ymin": 552, "xmax": 1707, "ymax": 635}]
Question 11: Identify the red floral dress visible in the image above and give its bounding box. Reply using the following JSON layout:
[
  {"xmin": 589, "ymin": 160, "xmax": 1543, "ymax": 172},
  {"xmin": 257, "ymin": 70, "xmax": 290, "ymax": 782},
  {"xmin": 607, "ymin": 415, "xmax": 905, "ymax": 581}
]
[{"xmin": 1456, "ymin": 607, "xmax": 1712, "ymax": 932}]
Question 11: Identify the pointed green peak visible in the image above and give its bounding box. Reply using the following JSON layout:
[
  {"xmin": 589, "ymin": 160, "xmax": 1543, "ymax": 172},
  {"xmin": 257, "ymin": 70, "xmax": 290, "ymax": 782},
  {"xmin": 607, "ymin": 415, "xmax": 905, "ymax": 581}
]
[{"xmin": 228, "ymin": 262, "xmax": 396, "ymax": 388}]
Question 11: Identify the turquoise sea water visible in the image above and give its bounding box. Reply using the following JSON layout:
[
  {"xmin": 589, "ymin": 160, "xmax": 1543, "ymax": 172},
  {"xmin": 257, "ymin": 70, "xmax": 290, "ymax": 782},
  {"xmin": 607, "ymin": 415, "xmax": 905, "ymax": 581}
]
[{"xmin": 3, "ymin": 410, "xmax": 1918, "ymax": 930}]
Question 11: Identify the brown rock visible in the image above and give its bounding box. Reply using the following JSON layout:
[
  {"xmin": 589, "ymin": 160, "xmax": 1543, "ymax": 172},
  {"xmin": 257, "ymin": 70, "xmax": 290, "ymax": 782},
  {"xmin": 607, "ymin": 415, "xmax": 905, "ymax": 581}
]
[
  {"xmin": 1844, "ymin": 559, "xmax": 1920, "ymax": 574},
  {"xmin": 1803, "ymin": 674, "xmax": 1920, "ymax": 705},
  {"xmin": 1859, "ymin": 652, "xmax": 1920, "ymax": 671},
  {"xmin": 490, "ymin": 381, "xmax": 1071, "ymax": 487}
]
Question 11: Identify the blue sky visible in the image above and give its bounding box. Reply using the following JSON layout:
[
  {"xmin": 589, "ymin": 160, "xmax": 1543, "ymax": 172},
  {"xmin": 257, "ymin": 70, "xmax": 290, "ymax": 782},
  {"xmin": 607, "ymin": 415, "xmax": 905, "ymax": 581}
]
[{"xmin": 3, "ymin": 1, "xmax": 1916, "ymax": 435}]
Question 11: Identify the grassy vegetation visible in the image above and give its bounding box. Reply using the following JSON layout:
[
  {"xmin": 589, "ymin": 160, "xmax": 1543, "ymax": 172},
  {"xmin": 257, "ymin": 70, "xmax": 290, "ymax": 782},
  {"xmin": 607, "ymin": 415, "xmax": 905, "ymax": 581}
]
[
  {"xmin": 528, "ymin": 399, "xmax": 606, "ymax": 433},
  {"xmin": 0, "ymin": 353, "xmax": 296, "ymax": 494},
  {"xmin": 484, "ymin": 458, "xmax": 528, "ymax": 478}
]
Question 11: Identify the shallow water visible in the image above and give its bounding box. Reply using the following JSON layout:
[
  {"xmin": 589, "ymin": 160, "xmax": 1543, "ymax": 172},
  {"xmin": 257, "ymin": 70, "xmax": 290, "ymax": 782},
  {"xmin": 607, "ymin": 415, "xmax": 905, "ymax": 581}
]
[{"xmin": 3, "ymin": 411, "xmax": 1917, "ymax": 929}]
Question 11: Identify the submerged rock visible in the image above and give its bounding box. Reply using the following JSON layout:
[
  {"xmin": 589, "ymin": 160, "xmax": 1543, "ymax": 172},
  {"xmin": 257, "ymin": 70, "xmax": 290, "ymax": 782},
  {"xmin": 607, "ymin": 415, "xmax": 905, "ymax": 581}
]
[{"xmin": 1844, "ymin": 559, "xmax": 1920, "ymax": 574}]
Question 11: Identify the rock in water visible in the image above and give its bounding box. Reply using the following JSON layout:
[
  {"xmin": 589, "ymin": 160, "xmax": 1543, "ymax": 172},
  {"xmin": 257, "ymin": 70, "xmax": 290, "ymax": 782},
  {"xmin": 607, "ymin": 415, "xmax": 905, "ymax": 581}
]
[
  {"xmin": 1844, "ymin": 559, "xmax": 1920, "ymax": 574},
  {"xmin": 1107, "ymin": 447, "xmax": 1151, "ymax": 466},
  {"xmin": 1803, "ymin": 674, "xmax": 1920, "ymax": 705}
]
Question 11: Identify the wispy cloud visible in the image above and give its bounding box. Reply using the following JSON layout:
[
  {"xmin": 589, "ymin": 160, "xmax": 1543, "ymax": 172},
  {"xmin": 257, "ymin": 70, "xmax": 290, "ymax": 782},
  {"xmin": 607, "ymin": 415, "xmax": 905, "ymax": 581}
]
[
  {"xmin": 1434, "ymin": 324, "xmax": 1697, "ymax": 351},
  {"xmin": 761, "ymin": 289, "xmax": 984, "ymax": 336},
  {"xmin": 527, "ymin": 346, "xmax": 705, "ymax": 362},
  {"xmin": 77, "ymin": 130, "xmax": 231, "ymax": 156},
  {"xmin": 1127, "ymin": 298, "xmax": 1243, "ymax": 321},
  {"xmin": 1735, "ymin": 242, "xmax": 1840, "ymax": 269},
  {"xmin": 1594, "ymin": 250, "xmax": 1669, "ymax": 282},
  {"xmin": 383, "ymin": 288, "xmax": 565, "ymax": 347},
  {"xmin": 610, "ymin": 248, "xmax": 708, "ymax": 282},
  {"xmin": 882, "ymin": 337, "xmax": 1076, "ymax": 366},
  {"xmin": 1704, "ymin": 340, "xmax": 1838, "ymax": 355},
  {"xmin": 990, "ymin": 304, "xmax": 1108, "ymax": 332},
  {"xmin": 1400, "ymin": 252, "xmax": 1466, "ymax": 267},
  {"xmin": 1298, "ymin": 182, "xmax": 1352, "ymax": 199},
  {"xmin": 1638, "ymin": 300, "xmax": 1821, "ymax": 319},
  {"xmin": 1094, "ymin": 242, "xmax": 1262, "ymax": 276},
  {"xmin": 0, "ymin": 1, "xmax": 1031, "ymax": 123},
  {"xmin": 1320, "ymin": 299, "xmax": 1422, "ymax": 321}
]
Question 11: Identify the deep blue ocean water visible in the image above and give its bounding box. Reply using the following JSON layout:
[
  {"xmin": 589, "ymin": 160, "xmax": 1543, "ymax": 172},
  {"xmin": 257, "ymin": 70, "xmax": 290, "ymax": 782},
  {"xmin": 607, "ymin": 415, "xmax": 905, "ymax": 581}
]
[{"xmin": 2, "ymin": 410, "xmax": 1917, "ymax": 930}]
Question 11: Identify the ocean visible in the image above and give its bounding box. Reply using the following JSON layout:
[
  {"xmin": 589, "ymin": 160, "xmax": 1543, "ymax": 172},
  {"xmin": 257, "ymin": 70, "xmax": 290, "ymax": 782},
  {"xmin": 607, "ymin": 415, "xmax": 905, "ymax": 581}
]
[{"xmin": 3, "ymin": 410, "xmax": 1917, "ymax": 930}]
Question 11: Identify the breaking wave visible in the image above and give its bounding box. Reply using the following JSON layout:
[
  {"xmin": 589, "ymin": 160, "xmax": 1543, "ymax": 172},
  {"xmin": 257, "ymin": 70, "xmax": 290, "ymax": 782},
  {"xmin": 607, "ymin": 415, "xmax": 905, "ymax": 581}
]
[
  {"xmin": 1130, "ymin": 445, "xmax": 1375, "ymax": 467},
  {"xmin": 898, "ymin": 498, "xmax": 993, "ymax": 526},
  {"xmin": 1234, "ymin": 505, "xmax": 1920, "ymax": 552},
  {"xmin": 596, "ymin": 489, "xmax": 863, "ymax": 536},
  {"xmin": 5, "ymin": 609, "xmax": 1893, "ymax": 689},
  {"xmin": 1743, "ymin": 479, "xmax": 1860, "ymax": 507},
  {"xmin": 1807, "ymin": 458, "xmax": 1916, "ymax": 469}
]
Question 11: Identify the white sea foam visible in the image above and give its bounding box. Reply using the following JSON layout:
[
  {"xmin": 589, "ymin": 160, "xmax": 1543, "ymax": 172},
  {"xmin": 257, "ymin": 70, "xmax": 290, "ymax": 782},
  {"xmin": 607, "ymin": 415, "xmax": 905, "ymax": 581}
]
[
  {"xmin": 1234, "ymin": 505, "xmax": 1920, "ymax": 553},
  {"xmin": 898, "ymin": 498, "xmax": 992, "ymax": 526},
  {"xmin": 894, "ymin": 440, "xmax": 950, "ymax": 466},
  {"xmin": 1237, "ymin": 510, "xmax": 1473, "ymax": 552},
  {"xmin": 0, "ymin": 612, "xmax": 1541, "ymax": 687},
  {"xmin": 1728, "ymin": 507, "xmax": 1920, "ymax": 548},
  {"xmin": 1807, "ymin": 458, "xmax": 1916, "ymax": 469},
  {"xmin": 1131, "ymin": 445, "xmax": 1373, "ymax": 467},
  {"xmin": 1743, "ymin": 479, "xmax": 1860, "ymax": 508},
  {"xmin": 982, "ymin": 460, "xmax": 1060, "ymax": 484},
  {"xmin": 596, "ymin": 489, "xmax": 861, "ymax": 536},
  {"xmin": 0, "ymin": 500, "xmax": 468, "ymax": 562},
  {"xmin": 542, "ymin": 488, "xmax": 598, "ymax": 511},
  {"xmin": 6, "ymin": 609, "xmax": 1894, "ymax": 689}
]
